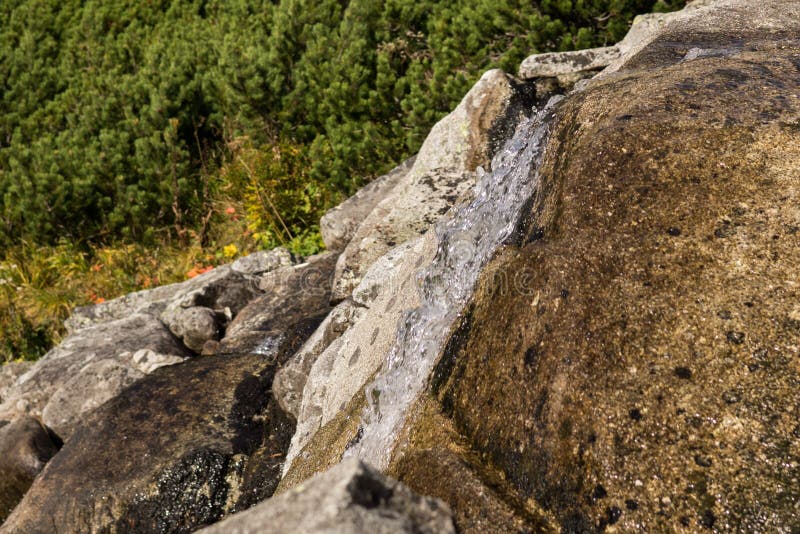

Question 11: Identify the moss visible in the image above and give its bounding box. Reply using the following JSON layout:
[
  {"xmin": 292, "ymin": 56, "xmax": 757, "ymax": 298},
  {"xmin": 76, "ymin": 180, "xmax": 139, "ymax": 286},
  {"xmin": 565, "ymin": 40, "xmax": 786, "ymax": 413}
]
[
  {"xmin": 388, "ymin": 395, "xmax": 558, "ymax": 533},
  {"xmin": 276, "ymin": 389, "xmax": 367, "ymax": 494}
]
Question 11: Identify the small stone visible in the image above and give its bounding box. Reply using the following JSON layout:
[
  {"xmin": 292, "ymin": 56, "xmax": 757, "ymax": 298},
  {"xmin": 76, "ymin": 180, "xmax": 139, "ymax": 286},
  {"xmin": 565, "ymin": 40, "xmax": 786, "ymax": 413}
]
[
  {"xmin": 674, "ymin": 366, "xmax": 692, "ymax": 379},
  {"xmin": 721, "ymin": 390, "xmax": 740, "ymax": 404},
  {"xmin": 667, "ymin": 227, "xmax": 682, "ymax": 236},
  {"xmin": 625, "ymin": 499, "xmax": 639, "ymax": 511},
  {"xmin": 607, "ymin": 506, "xmax": 622, "ymax": 525},
  {"xmin": 694, "ymin": 454, "xmax": 712, "ymax": 467},
  {"xmin": 593, "ymin": 484, "xmax": 608, "ymax": 500},
  {"xmin": 201, "ymin": 340, "xmax": 220, "ymax": 356},
  {"xmin": 629, "ymin": 408, "xmax": 643, "ymax": 421},
  {"xmin": 726, "ymin": 331, "xmax": 745, "ymax": 345}
]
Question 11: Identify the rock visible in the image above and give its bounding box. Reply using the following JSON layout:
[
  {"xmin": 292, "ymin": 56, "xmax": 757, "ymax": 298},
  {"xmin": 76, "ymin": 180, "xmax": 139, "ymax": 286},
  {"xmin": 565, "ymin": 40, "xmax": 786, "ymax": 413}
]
[
  {"xmin": 600, "ymin": 0, "xmax": 775, "ymax": 76},
  {"xmin": 198, "ymin": 458, "xmax": 455, "ymax": 534},
  {"xmin": 272, "ymin": 298, "xmax": 364, "ymax": 419},
  {"xmin": 231, "ymin": 247, "xmax": 294, "ymax": 275},
  {"xmin": 276, "ymin": 2, "xmax": 800, "ymax": 532},
  {"xmin": 162, "ymin": 306, "xmax": 222, "ymax": 353},
  {"xmin": 518, "ymin": 46, "xmax": 620, "ymax": 79},
  {"xmin": 330, "ymin": 69, "xmax": 536, "ymax": 302},
  {"xmin": 130, "ymin": 349, "xmax": 186, "ymax": 375},
  {"xmin": 0, "ymin": 361, "xmax": 32, "ymax": 405},
  {"xmin": 0, "ymin": 416, "xmax": 61, "ymax": 522},
  {"xmin": 1, "ymin": 345, "xmax": 313, "ymax": 533},
  {"xmin": 284, "ymin": 237, "xmax": 434, "ymax": 473},
  {"xmin": 41, "ymin": 359, "xmax": 145, "ymax": 438},
  {"xmin": 273, "ymin": 239, "xmax": 420, "ymax": 422},
  {"xmin": 320, "ymin": 157, "xmax": 415, "ymax": 251},
  {"xmin": 0, "ymin": 313, "xmax": 190, "ymax": 438},
  {"xmin": 218, "ymin": 252, "xmax": 338, "ymax": 356},
  {"xmin": 65, "ymin": 262, "xmax": 265, "ymax": 335},
  {"xmin": 428, "ymin": 6, "xmax": 800, "ymax": 531},
  {"xmin": 518, "ymin": 46, "xmax": 621, "ymax": 99}
]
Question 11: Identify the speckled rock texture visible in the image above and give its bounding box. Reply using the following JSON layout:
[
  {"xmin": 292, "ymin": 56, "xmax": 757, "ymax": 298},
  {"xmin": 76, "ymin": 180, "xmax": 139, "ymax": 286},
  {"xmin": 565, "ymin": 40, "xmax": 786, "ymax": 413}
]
[
  {"xmin": 273, "ymin": 2, "xmax": 800, "ymax": 533},
  {"xmin": 198, "ymin": 458, "xmax": 455, "ymax": 534},
  {"xmin": 0, "ymin": 416, "xmax": 61, "ymax": 523},
  {"xmin": 519, "ymin": 46, "xmax": 620, "ymax": 79},
  {"xmin": 283, "ymin": 237, "xmax": 435, "ymax": 474},
  {"xmin": 430, "ymin": 3, "xmax": 800, "ymax": 531},
  {"xmin": 0, "ymin": 362, "xmax": 31, "ymax": 405}
]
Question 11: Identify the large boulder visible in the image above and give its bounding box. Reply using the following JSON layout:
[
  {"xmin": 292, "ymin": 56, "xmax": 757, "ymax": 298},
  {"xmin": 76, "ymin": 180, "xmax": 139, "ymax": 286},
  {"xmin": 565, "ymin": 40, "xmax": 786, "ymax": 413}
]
[
  {"xmin": 0, "ymin": 361, "xmax": 32, "ymax": 405},
  {"xmin": 330, "ymin": 69, "xmax": 536, "ymax": 302},
  {"xmin": 320, "ymin": 157, "xmax": 415, "ymax": 251},
  {"xmin": 426, "ymin": 4, "xmax": 800, "ymax": 532},
  {"xmin": 0, "ymin": 313, "xmax": 190, "ymax": 439},
  {"xmin": 1, "ymin": 349, "xmax": 306, "ymax": 532},
  {"xmin": 276, "ymin": 1, "xmax": 800, "ymax": 532},
  {"xmin": 198, "ymin": 458, "xmax": 455, "ymax": 534},
  {"xmin": 0, "ymin": 416, "xmax": 61, "ymax": 522}
]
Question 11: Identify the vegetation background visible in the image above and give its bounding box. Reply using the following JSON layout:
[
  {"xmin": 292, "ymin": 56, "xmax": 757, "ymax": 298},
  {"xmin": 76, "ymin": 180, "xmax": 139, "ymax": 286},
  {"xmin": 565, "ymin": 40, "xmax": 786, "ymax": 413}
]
[{"xmin": 0, "ymin": 0, "xmax": 684, "ymax": 362}]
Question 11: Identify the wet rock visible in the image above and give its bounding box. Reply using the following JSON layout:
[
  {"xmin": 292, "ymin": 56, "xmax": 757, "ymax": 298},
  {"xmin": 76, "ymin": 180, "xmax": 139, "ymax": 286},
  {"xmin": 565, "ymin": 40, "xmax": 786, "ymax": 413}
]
[
  {"xmin": 274, "ymin": 237, "xmax": 424, "ymax": 426},
  {"xmin": 432, "ymin": 8, "xmax": 800, "ymax": 531},
  {"xmin": 321, "ymin": 157, "xmax": 415, "ymax": 251},
  {"xmin": 330, "ymin": 69, "xmax": 536, "ymax": 302},
  {"xmin": 0, "ymin": 313, "xmax": 191, "ymax": 431},
  {"xmin": 599, "ymin": 0, "xmax": 718, "ymax": 76},
  {"xmin": 0, "ymin": 416, "xmax": 61, "ymax": 522},
  {"xmin": 285, "ymin": 237, "xmax": 435, "ymax": 473},
  {"xmin": 198, "ymin": 458, "xmax": 455, "ymax": 534},
  {"xmin": 218, "ymin": 252, "xmax": 338, "ymax": 355},
  {"xmin": 1, "ymin": 345, "xmax": 311, "ymax": 533},
  {"xmin": 272, "ymin": 298, "xmax": 364, "ymax": 419}
]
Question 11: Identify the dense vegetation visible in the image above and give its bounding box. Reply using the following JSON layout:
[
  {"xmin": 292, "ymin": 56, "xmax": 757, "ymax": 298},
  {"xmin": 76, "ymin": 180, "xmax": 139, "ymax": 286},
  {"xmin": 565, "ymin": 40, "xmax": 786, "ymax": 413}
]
[{"xmin": 0, "ymin": 0, "xmax": 684, "ymax": 362}]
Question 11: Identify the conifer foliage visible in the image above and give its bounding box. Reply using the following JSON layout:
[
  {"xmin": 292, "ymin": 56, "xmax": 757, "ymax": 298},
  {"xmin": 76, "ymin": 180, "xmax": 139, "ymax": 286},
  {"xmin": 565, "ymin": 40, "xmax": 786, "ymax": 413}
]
[{"xmin": 0, "ymin": 0, "xmax": 684, "ymax": 248}]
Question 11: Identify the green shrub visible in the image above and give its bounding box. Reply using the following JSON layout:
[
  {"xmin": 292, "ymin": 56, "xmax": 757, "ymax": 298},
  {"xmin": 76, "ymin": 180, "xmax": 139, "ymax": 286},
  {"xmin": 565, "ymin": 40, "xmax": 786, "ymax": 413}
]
[{"xmin": 0, "ymin": 0, "xmax": 685, "ymax": 249}]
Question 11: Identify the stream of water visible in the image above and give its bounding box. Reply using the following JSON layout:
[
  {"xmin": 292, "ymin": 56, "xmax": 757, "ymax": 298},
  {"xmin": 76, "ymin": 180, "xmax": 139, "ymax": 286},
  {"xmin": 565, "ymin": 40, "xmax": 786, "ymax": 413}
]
[{"xmin": 347, "ymin": 95, "xmax": 564, "ymax": 469}]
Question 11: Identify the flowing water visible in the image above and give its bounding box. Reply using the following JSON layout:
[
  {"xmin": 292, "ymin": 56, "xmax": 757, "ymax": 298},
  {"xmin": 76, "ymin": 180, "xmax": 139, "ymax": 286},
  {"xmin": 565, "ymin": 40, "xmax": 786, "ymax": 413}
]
[{"xmin": 347, "ymin": 95, "xmax": 564, "ymax": 469}]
